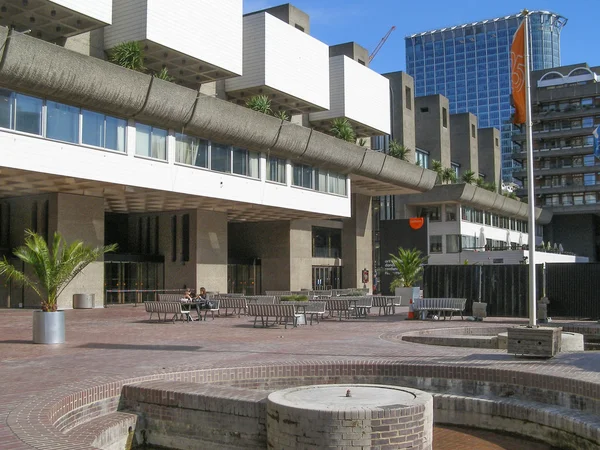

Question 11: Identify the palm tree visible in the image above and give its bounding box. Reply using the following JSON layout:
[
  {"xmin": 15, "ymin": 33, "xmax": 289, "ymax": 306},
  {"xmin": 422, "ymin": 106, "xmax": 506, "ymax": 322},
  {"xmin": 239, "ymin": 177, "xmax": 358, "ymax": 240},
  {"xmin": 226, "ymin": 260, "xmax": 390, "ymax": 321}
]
[
  {"xmin": 461, "ymin": 170, "xmax": 476, "ymax": 184},
  {"xmin": 358, "ymin": 138, "xmax": 367, "ymax": 147},
  {"xmin": 442, "ymin": 167, "xmax": 457, "ymax": 184},
  {"xmin": 431, "ymin": 160, "xmax": 443, "ymax": 183},
  {"xmin": 389, "ymin": 247, "xmax": 428, "ymax": 289},
  {"xmin": 483, "ymin": 182, "xmax": 497, "ymax": 193},
  {"xmin": 388, "ymin": 140, "xmax": 411, "ymax": 161},
  {"xmin": 475, "ymin": 177, "xmax": 485, "ymax": 188},
  {"xmin": 273, "ymin": 110, "xmax": 289, "ymax": 121},
  {"xmin": 330, "ymin": 118, "xmax": 356, "ymax": 142},
  {"xmin": 108, "ymin": 41, "xmax": 144, "ymax": 71},
  {"xmin": 0, "ymin": 230, "xmax": 117, "ymax": 312},
  {"xmin": 153, "ymin": 67, "xmax": 174, "ymax": 82},
  {"xmin": 245, "ymin": 95, "xmax": 272, "ymax": 115}
]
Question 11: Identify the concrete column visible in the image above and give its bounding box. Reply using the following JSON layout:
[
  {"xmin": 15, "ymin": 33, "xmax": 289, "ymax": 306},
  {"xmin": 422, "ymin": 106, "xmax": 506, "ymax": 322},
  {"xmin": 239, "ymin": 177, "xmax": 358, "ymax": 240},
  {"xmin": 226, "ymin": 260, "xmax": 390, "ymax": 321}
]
[
  {"xmin": 51, "ymin": 193, "xmax": 105, "ymax": 310},
  {"xmin": 195, "ymin": 210, "xmax": 228, "ymax": 294},
  {"xmin": 384, "ymin": 71, "xmax": 416, "ymax": 163},
  {"xmin": 289, "ymin": 220, "xmax": 313, "ymax": 290},
  {"xmin": 415, "ymin": 95, "xmax": 451, "ymax": 168},
  {"xmin": 342, "ymin": 194, "xmax": 372, "ymax": 291},
  {"xmin": 478, "ymin": 127, "xmax": 501, "ymax": 189},
  {"xmin": 450, "ymin": 113, "xmax": 479, "ymax": 177}
]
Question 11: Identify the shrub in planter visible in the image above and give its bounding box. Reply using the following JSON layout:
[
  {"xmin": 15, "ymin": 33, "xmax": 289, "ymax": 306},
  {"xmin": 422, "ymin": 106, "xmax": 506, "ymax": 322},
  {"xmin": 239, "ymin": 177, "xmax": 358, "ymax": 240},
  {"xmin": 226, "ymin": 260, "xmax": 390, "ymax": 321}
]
[{"xmin": 280, "ymin": 295, "xmax": 308, "ymax": 302}]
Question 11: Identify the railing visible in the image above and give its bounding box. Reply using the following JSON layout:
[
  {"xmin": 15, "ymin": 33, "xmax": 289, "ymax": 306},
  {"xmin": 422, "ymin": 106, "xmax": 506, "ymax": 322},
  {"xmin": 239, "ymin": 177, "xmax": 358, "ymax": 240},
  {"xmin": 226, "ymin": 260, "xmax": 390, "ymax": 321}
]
[{"xmin": 104, "ymin": 289, "xmax": 187, "ymax": 306}]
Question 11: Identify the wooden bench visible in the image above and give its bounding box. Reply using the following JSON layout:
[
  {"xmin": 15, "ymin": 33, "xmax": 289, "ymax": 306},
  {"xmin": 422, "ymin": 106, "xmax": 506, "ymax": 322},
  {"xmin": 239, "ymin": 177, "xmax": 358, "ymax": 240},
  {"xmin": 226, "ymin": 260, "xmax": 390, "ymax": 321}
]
[
  {"xmin": 413, "ymin": 298, "xmax": 467, "ymax": 320},
  {"xmin": 372, "ymin": 296, "xmax": 402, "ymax": 315},
  {"xmin": 144, "ymin": 301, "xmax": 190, "ymax": 323},
  {"xmin": 247, "ymin": 303, "xmax": 302, "ymax": 328},
  {"xmin": 216, "ymin": 297, "xmax": 247, "ymax": 317},
  {"xmin": 325, "ymin": 299, "xmax": 355, "ymax": 321}
]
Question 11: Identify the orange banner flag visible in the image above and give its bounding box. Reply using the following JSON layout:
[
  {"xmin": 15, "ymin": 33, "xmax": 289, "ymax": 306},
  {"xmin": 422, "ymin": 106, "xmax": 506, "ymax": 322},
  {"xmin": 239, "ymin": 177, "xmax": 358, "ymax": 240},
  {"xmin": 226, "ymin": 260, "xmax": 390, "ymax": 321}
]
[{"xmin": 511, "ymin": 20, "xmax": 526, "ymax": 125}]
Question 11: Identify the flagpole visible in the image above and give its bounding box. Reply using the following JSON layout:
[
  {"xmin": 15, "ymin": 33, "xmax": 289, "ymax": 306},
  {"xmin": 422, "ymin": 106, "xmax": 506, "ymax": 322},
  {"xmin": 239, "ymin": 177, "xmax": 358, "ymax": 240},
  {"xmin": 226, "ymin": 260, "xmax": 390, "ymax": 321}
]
[{"xmin": 523, "ymin": 10, "xmax": 537, "ymax": 327}]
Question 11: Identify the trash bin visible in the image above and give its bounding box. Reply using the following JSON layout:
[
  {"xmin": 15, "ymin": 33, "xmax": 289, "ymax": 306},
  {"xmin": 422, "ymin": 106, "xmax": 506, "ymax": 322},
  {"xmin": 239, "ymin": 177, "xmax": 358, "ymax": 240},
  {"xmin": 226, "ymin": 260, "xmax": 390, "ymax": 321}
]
[{"xmin": 73, "ymin": 294, "xmax": 95, "ymax": 309}]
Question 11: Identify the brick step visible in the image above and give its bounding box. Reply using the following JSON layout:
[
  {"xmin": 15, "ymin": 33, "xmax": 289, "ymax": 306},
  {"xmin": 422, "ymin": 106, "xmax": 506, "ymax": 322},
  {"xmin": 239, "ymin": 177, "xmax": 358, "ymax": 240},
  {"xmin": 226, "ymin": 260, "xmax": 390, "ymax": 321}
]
[
  {"xmin": 65, "ymin": 411, "xmax": 138, "ymax": 449},
  {"xmin": 434, "ymin": 393, "xmax": 600, "ymax": 450}
]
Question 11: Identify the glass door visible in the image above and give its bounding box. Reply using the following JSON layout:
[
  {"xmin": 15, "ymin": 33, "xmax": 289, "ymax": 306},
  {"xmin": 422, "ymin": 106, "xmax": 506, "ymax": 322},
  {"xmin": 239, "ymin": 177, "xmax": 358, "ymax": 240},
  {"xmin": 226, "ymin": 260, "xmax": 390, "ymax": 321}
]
[{"xmin": 312, "ymin": 266, "xmax": 342, "ymax": 290}]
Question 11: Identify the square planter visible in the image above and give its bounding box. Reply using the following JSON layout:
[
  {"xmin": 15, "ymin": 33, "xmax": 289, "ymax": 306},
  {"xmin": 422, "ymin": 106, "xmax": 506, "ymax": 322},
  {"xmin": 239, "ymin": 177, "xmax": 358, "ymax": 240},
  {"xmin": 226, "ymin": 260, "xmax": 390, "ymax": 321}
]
[
  {"xmin": 394, "ymin": 287, "xmax": 421, "ymax": 306},
  {"xmin": 507, "ymin": 326, "xmax": 561, "ymax": 358}
]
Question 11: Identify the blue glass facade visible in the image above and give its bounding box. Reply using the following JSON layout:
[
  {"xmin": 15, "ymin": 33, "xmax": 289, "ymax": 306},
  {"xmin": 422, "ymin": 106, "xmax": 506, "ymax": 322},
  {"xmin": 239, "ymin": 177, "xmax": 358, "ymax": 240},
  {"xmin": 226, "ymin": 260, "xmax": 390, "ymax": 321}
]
[{"xmin": 406, "ymin": 11, "xmax": 566, "ymax": 182}]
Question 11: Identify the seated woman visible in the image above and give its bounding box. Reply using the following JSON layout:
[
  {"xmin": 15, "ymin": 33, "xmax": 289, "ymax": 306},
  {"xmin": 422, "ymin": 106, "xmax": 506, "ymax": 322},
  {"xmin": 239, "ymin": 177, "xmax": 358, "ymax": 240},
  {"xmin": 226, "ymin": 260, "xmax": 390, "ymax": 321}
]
[
  {"xmin": 181, "ymin": 289, "xmax": 193, "ymax": 302},
  {"xmin": 191, "ymin": 287, "xmax": 208, "ymax": 321}
]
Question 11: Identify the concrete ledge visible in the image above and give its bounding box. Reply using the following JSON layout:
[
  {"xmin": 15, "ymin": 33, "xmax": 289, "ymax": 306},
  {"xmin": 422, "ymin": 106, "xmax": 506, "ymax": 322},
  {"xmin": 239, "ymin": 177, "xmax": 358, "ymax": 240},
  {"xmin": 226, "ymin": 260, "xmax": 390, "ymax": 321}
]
[
  {"xmin": 402, "ymin": 334, "xmax": 498, "ymax": 349},
  {"xmin": 66, "ymin": 412, "xmax": 138, "ymax": 450}
]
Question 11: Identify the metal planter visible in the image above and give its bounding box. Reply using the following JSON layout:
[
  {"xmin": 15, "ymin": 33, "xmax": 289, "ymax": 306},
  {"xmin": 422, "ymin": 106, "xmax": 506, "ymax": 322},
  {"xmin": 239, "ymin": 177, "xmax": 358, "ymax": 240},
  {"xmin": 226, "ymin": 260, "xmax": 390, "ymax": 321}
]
[{"xmin": 33, "ymin": 311, "xmax": 65, "ymax": 344}]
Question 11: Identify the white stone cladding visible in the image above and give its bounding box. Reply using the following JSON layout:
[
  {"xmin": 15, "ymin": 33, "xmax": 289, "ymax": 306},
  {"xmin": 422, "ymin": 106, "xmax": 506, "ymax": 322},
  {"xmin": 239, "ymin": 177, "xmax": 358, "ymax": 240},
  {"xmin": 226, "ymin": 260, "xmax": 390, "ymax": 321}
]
[
  {"xmin": 52, "ymin": 0, "xmax": 113, "ymax": 24},
  {"xmin": 310, "ymin": 55, "xmax": 391, "ymax": 135},
  {"xmin": 104, "ymin": 0, "xmax": 243, "ymax": 76},
  {"xmin": 225, "ymin": 12, "xmax": 330, "ymax": 110}
]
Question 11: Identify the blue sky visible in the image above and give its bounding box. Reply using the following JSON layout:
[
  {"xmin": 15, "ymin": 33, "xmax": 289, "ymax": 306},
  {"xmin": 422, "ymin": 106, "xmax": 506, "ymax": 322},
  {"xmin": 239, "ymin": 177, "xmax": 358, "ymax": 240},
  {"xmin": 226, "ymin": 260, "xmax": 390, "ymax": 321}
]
[{"xmin": 243, "ymin": 0, "xmax": 598, "ymax": 75}]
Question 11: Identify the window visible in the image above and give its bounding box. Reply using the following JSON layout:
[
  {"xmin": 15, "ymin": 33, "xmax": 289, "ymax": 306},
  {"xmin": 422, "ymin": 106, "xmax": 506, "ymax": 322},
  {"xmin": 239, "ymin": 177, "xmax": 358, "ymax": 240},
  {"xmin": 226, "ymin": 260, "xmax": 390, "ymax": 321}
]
[
  {"xmin": 293, "ymin": 163, "xmax": 313, "ymax": 189},
  {"xmin": 328, "ymin": 172, "xmax": 347, "ymax": 196},
  {"xmin": 176, "ymin": 133, "xmax": 208, "ymax": 168},
  {"xmin": 574, "ymin": 193, "xmax": 584, "ymax": 205},
  {"xmin": 430, "ymin": 235, "xmax": 443, "ymax": 253},
  {"xmin": 268, "ymin": 157, "xmax": 286, "ymax": 184},
  {"xmin": 446, "ymin": 234, "xmax": 460, "ymax": 253},
  {"xmin": 82, "ymin": 110, "xmax": 126, "ymax": 151},
  {"xmin": 585, "ymin": 193, "xmax": 597, "ymax": 204},
  {"xmin": 420, "ymin": 107, "xmax": 429, "ymax": 113},
  {"xmin": 405, "ymin": 86, "xmax": 412, "ymax": 110},
  {"xmin": 171, "ymin": 215, "xmax": 177, "ymax": 262},
  {"xmin": 136, "ymin": 123, "xmax": 167, "ymax": 160},
  {"xmin": 445, "ymin": 204, "xmax": 457, "ymax": 221},
  {"xmin": 312, "ymin": 227, "xmax": 342, "ymax": 258},
  {"xmin": 294, "ymin": 24, "xmax": 305, "ymax": 32},
  {"xmin": 471, "ymin": 124, "xmax": 476, "ymax": 138},
  {"xmin": 46, "ymin": 101, "xmax": 79, "ymax": 143},
  {"xmin": 418, "ymin": 205, "xmax": 441, "ymax": 221},
  {"xmin": 415, "ymin": 149, "xmax": 429, "ymax": 168},
  {"xmin": 182, "ymin": 214, "xmax": 190, "ymax": 262},
  {"xmin": 0, "ymin": 89, "xmax": 12, "ymax": 129},
  {"xmin": 584, "ymin": 173, "xmax": 596, "ymax": 186},
  {"xmin": 232, "ymin": 147, "xmax": 259, "ymax": 178},
  {"xmin": 357, "ymin": 59, "xmax": 365, "ymax": 66},
  {"xmin": 15, "ymin": 93, "xmax": 42, "ymax": 135},
  {"xmin": 442, "ymin": 107, "xmax": 448, "ymax": 128},
  {"xmin": 211, "ymin": 142, "xmax": 231, "ymax": 172},
  {"xmin": 461, "ymin": 235, "xmax": 477, "ymax": 251}
]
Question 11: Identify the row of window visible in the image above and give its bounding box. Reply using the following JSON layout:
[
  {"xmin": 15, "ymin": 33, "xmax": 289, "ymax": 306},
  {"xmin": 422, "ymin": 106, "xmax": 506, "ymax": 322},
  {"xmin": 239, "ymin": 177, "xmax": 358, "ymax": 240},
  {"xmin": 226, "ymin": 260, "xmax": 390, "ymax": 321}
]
[
  {"xmin": 533, "ymin": 116, "xmax": 600, "ymax": 133},
  {"xmin": 532, "ymin": 136, "xmax": 594, "ymax": 151},
  {"xmin": 429, "ymin": 234, "xmax": 519, "ymax": 254},
  {"xmin": 461, "ymin": 206, "xmax": 529, "ymax": 232},
  {"xmin": 0, "ymin": 88, "xmax": 347, "ymax": 196},
  {"xmin": 542, "ymin": 193, "xmax": 599, "ymax": 207},
  {"xmin": 538, "ymin": 173, "xmax": 600, "ymax": 189},
  {"xmin": 537, "ymin": 97, "xmax": 600, "ymax": 113},
  {"xmin": 533, "ymin": 155, "xmax": 597, "ymax": 170}
]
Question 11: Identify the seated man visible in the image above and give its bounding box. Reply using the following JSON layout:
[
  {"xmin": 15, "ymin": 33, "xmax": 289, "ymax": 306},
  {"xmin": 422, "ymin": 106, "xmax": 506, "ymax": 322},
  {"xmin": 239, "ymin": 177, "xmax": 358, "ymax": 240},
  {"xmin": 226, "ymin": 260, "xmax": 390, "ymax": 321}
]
[{"xmin": 192, "ymin": 287, "xmax": 208, "ymax": 321}]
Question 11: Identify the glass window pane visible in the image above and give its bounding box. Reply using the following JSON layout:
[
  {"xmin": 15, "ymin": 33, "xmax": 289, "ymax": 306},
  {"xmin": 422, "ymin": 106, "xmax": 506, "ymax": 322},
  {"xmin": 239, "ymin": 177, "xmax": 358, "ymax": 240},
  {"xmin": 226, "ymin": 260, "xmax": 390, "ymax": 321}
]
[
  {"xmin": 268, "ymin": 157, "xmax": 285, "ymax": 183},
  {"xmin": 302, "ymin": 165, "xmax": 313, "ymax": 188},
  {"xmin": 293, "ymin": 165, "xmax": 302, "ymax": 186},
  {"xmin": 248, "ymin": 151, "xmax": 260, "ymax": 178},
  {"xmin": 0, "ymin": 89, "xmax": 13, "ymax": 129},
  {"xmin": 317, "ymin": 170, "xmax": 327, "ymax": 192},
  {"xmin": 211, "ymin": 142, "xmax": 231, "ymax": 172},
  {"xmin": 136, "ymin": 123, "xmax": 152, "ymax": 157},
  {"xmin": 15, "ymin": 93, "xmax": 42, "ymax": 135},
  {"xmin": 105, "ymin": 116, "xmax": 126, "ymax": 152},
  {"xmin": 82, "ymin": 109, "xmax": 104, "ymax": 147},
  {"xmin": 446, "ymin": 234, "xmax": 460, "ymax": 253},
  {"xmin": 150, "ymin": 127, "xmax": 167, "ymax": 160},
  {"xmin": 232, "ymin": 148, "xmax": 247, "ymax": 175},
  {"xmin": 46, "ymin": 100, "xmax": 79, "ymax": 143}
]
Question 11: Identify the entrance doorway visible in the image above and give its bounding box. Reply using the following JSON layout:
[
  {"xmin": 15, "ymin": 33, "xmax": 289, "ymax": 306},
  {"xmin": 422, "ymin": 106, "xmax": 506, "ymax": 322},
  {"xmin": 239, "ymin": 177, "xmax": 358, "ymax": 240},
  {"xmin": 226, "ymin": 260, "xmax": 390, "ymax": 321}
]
[
  {"xmin": 104, "ymin": 256, "xmax": 164, "ymax": 304},
  {"xmin": 312, "ymin": 266, "xmax": 342, "ymax": 290},
  {"xmin": 228, "ymin": 259, "xmax": 261, "ymax": 295}
]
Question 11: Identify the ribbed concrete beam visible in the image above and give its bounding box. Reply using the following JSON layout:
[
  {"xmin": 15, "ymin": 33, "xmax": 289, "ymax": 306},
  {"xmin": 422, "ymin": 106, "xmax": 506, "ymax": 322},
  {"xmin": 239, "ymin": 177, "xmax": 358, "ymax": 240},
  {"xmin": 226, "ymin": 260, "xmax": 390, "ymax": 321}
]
[{"xmin": 0, "ymin": 25, "xmax": 436, "ymax": 194}]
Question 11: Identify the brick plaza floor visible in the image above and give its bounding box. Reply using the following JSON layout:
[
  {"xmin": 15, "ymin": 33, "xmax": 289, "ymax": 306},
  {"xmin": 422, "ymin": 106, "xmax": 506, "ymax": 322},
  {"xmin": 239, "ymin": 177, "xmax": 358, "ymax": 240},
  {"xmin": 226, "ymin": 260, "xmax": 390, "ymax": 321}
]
[{"xmin": 0, "ymin": 305, "xmax": 597, "ymax": 449}]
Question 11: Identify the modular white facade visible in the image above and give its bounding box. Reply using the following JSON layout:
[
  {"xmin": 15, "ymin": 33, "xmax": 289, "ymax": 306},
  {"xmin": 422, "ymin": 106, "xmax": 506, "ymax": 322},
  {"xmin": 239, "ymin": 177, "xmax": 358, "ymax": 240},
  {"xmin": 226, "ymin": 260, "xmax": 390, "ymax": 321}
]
[
  {"xmin": 309, "ymin": 55, "xmax": 391, "ymax": 136},
  {"xmin": 429, "ymin": 250, "xmax": 588, "ymax": 265},
  {"xmin": 53, "ymin": 0, "xmax": 113, "ymax": 25},
  {"xmin": 225, "ymin": 12, "xmax": 330, "ymax": 113},
  {"xmin": 104, "ymin": 0, "xmax": 243, "ymax": 84}
]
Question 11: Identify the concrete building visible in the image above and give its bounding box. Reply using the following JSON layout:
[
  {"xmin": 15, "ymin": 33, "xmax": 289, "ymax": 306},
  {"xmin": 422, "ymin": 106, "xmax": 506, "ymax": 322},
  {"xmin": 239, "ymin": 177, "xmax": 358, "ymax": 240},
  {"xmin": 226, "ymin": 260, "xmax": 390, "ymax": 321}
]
[
  {"xmin": 0, "ymin": 2, "xmax": 433, "ymax": 309},
  {"xmin": 406, "ymin": 11, "xmax": 567, "ymax": 182},
  {"xmin": 512, "ymin": 63, "xmax": 600, "ymax": 261}
]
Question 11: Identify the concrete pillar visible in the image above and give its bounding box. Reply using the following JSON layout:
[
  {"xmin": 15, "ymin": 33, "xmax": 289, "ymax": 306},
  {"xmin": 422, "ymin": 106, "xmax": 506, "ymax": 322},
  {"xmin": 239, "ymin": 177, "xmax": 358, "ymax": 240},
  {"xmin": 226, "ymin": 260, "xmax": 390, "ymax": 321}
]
[
  {"xmin": 450, "ymin": 113, "xmax": 479, "ymax": 177},
  {"xmin": 329, "ymin": 42, "xmax": 370, "ymax": 67},
  {"xmin": 51, "ymin": 193, "xmax": 105, "ymax": 310},
  {"xmin": 384, "ymin": 71, "xmax": 416, "ymax": 163},
  {"xmin": 478, "ymin": 127, "xmax": 501, "ymax": 189},
  {"xmin": 289, "ymin": 220, "xmax": 313, "ymax": 291},
  {"xmin": 342, "ymin": 194, "xmax": 372, "ymax": 291},
  {"xmin": 195, "ymin": 210, "xmax": 228, "ymax": 294},
  {"xmin": 415, "ymin": 95, "xmax": 451, "ymax": 168}
]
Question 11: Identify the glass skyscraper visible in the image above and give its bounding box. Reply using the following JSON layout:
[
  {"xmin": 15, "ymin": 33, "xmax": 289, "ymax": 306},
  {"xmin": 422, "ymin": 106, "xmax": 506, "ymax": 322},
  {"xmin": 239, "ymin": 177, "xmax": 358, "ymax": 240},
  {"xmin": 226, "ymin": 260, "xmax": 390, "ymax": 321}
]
[{"xmin": 405, "ymin": 11, "xmax": 567, "ymax": 182}]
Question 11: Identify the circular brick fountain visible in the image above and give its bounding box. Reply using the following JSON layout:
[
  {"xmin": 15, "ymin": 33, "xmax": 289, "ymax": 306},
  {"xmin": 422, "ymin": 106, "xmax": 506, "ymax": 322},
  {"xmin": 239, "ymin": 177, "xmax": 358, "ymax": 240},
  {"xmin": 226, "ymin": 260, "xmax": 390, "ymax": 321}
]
[{"xmin": 267, "ymin": 384, "xmax": 433, "ymax": 449}]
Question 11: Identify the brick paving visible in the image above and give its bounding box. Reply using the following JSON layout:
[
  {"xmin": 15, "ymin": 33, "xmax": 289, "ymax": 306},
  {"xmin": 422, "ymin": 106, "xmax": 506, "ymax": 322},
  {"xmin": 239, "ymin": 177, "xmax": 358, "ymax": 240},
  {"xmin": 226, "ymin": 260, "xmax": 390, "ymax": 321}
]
[{"xmin": 0, "ymin": 306, "xmax": 598, "ymax": 449}]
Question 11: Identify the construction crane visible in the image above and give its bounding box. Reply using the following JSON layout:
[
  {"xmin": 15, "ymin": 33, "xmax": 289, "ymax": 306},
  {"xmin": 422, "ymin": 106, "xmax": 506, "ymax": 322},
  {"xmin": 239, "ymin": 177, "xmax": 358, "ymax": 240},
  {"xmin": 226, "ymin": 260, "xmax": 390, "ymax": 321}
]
[{"xmin": 369, "ymin": 26, "xmax": 396, "ymax": 63}]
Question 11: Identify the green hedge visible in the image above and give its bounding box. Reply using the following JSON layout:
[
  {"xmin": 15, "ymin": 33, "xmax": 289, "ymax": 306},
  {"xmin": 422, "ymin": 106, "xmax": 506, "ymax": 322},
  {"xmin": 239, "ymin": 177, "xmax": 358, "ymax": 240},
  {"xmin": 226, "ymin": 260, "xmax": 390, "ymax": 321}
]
[{"xmin": 280, "ymin": 295, "xmax": 309, "ymax": 302}]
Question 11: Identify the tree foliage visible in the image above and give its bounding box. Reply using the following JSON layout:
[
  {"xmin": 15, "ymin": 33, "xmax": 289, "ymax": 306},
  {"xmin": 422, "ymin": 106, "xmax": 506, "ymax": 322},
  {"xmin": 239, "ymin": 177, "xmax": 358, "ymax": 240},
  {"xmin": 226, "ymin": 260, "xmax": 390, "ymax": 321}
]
[
  {"xmin": 245, "ymin": 95, "xmax": 272, "ymax": 115},
  {"xmin": 0, "ymin": 231, "xmax": 117, "ymax": 312},
  {"xmin": 108, "ymin": 41, "xmax": 145, "ymax": 71},
  {"xmin": 330, "ymin": 118, "xmax": 356, "ymax": 142},
  {"xmin": 388, "ymin": 140, "xmax": 411, "ymax": 161}
]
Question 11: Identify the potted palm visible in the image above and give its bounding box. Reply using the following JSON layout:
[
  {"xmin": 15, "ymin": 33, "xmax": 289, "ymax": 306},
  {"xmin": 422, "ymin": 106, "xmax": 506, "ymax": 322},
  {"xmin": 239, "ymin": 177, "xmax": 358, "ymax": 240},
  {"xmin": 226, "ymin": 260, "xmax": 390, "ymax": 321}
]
[
  {"xmin": 0, "ymin": 230, "xmax": 117, "ymax": 344},
  {"xmin": 389, "ymin": 247, "xmax": 428, "ymax": 303}
]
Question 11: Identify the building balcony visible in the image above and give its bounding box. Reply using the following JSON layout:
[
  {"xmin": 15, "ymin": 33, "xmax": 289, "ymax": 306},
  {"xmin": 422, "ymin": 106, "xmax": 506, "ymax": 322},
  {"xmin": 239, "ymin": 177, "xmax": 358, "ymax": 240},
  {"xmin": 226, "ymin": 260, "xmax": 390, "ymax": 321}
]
[
  {"xmin": 512, "ymin": 144, "xmax": 594, "ymax": 162},
  {"xmin": 533, "ymin": 105, "xmax": 600, "ymax": 121},
  {"xmin": 0, "ymin": 0, "xmax": 112, "ymax": 41},
  {"xmin": 513, "ymin": 126, "xmax": 596, "ymax": 142},
  {"xmin": 309, "ymin": 55, "xmax": 391, "ymax": 137},
  {"xmin": 544, "ymin": 203, "xmax": 600, "ymax": 215},
  {"xmin": 104, "ymin": 0, "xmax": 242, "ymax": 88},
  {"xmin": 513, "ymin": 164, "xmax": 600, "ymax": 179},
  {"xmin": 225, "ymin": 11, "xmax": 329, "ymax": 115},
  {"xmin": 525, "ymin": 184, "xmax": 600, "ymax": 196}
]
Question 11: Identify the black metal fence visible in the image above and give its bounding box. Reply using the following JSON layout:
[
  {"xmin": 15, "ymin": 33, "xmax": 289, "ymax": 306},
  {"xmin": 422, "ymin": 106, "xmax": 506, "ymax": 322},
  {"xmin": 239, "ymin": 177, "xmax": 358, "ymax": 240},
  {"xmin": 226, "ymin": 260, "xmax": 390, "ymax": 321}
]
[{"xmin": 545, "ymin": 263, "xmax": 600, "ymax": 319}]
